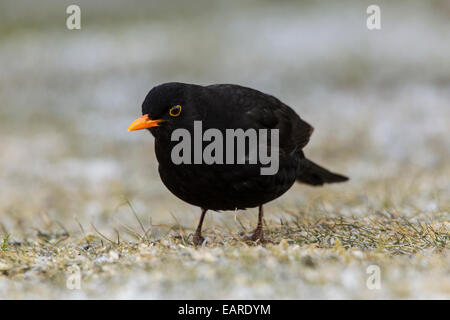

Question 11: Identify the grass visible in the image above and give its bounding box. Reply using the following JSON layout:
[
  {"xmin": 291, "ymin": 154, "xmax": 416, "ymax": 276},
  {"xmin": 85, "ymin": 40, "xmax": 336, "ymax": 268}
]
[{"xmin": 0, "ymin": 190, "xmax": 448, "ymax": 299}]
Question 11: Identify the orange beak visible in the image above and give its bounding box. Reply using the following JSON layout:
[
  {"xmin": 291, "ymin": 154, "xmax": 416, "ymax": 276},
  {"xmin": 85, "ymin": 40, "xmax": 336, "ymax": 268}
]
[{"xmin": 128, "ymin": 114, "xmax": 163, "ymax": 131}]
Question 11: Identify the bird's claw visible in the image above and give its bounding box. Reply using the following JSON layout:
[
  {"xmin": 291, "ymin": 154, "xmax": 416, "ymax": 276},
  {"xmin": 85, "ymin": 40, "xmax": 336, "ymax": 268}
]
[
  {"xmin": 244, "ymin": 228, "xmax": 267, "ymax": 244},
  {"xmin": 193, "ymin": 233, "xmax": 205, "ymax": 246}
]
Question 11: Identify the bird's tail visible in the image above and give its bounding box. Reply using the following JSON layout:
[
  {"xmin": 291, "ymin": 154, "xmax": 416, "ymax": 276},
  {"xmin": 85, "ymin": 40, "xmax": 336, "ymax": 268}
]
[{"xmin": 296, "ymin": 158, "xmax": 349, "ymax": 186}]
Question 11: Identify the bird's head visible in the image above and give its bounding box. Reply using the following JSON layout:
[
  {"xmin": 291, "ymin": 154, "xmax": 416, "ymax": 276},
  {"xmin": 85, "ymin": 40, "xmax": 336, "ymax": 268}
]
[{"xmin": 128, "ymin": 82, "xmax": 201, "ymax": 136}]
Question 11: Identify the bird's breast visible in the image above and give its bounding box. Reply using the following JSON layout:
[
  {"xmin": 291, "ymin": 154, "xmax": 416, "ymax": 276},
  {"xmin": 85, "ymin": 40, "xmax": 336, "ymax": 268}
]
[{"xmin": 155, "ymin": 145, "xmax": 298, "ymax": 210}]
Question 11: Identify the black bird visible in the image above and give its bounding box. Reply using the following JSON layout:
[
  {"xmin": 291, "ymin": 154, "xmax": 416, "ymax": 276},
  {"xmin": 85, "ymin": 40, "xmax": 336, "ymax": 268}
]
[{"xmin": 129, "ymin": 82, "xmax": 348, "ymax": 244}]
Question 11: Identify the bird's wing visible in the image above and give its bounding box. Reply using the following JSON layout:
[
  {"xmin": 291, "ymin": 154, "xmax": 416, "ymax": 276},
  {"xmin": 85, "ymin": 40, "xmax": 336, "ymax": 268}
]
[{"xmin": 207, "ymin": 84, "xmax": 314, "ymax": 153}]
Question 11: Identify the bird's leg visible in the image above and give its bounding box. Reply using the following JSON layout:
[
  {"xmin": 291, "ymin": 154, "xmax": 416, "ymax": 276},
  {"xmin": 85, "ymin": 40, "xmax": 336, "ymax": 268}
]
[
  {"xmin": 250, "ymin": 205, "xmax": 265, "ymax": 242},
  {"xmin": 193, "ymin": 208, "xmax": 207, "ymax": 245}
]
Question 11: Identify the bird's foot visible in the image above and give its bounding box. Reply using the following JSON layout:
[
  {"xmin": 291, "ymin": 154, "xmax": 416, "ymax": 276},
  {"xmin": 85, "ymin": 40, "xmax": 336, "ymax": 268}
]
[
  {"xmin": 193, "ymin": 233, "xmax": 205, "ymax": 246},
  {"xmin": 244, "ymin": 227, "xmax": 267, "ymax": 244}
]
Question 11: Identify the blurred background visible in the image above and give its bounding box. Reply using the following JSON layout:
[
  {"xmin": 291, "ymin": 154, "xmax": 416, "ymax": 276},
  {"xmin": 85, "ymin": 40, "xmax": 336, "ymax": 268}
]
[{"xmin": 0, "ymin": 0, "xmax": 449, "ymax": 298}]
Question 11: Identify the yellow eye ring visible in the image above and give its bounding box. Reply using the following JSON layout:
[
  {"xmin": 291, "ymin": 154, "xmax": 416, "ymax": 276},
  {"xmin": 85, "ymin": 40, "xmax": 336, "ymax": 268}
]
[{"xmin": 169, "ymin": 105, "xmax": 182, "ymax": 117}]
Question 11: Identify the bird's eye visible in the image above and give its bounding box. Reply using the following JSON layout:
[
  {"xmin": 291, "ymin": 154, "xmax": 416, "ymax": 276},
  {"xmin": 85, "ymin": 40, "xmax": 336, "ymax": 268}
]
[{"xmin": 169, "ymin": 105, "xmax": 182, "ymax": 117}]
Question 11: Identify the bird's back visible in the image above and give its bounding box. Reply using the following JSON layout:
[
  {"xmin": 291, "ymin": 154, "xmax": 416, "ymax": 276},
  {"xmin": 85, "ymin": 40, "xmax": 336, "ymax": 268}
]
[{"xmin": 205, "ymin": 84, "xmax": 314, "ymax": 155}]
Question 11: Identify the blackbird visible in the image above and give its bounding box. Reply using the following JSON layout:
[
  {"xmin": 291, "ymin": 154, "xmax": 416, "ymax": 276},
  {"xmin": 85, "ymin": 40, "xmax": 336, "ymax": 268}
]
[{"xmin": 129, "ymin": 82, "xmax": 348, "ymax": 244}]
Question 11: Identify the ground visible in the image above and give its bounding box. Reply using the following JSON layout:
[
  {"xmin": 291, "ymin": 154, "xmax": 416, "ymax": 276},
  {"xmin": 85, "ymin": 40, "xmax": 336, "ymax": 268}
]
[
  {"xmin": 1, "ymin": 163, "xmax": 448, "ymax": 299},
  {"xmin": 0, "ymin": 0, "xmax": 449, "ymax": 299}
]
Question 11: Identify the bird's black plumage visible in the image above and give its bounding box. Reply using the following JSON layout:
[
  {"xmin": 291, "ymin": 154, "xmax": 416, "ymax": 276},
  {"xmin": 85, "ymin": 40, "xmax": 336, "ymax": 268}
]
[{"xmin": 130, "ymin": 82, "xmax": 348, "ymax": 243}]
